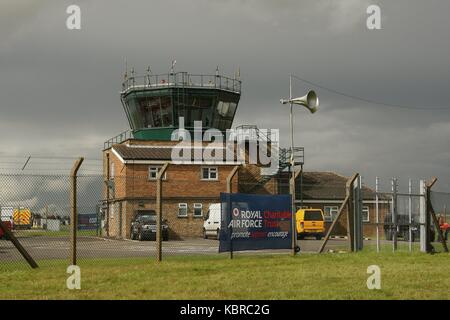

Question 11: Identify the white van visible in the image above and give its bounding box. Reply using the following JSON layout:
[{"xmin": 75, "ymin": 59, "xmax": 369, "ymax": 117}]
[
  {"xmin": 203, "ymin": 203, "xmax": 221, "ymax": 239},
  {"xmin": 0, "ymin": 207, "xmax": 13, "ymax": 224}
]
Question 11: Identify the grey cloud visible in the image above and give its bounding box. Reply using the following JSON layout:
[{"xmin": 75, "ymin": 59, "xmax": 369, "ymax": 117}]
[{"xmin": 0, "ymin": 0, "xmax": 450, "ymax": 192}]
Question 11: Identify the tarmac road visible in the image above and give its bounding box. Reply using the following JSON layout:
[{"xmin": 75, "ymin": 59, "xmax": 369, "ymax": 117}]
[{"xmin": 0, "ymin": 235, "xmax": 357, "ymax": 262}]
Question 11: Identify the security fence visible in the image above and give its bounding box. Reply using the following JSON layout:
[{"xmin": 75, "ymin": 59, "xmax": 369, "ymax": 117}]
[
  {"xmin": 318, "ymin": 176, "xmax": 450, "ymax": 253},
  {"xmin": 1, "ymin": 162, "xmax": 449, "ymax": 270},
  {"xmin": 362, "ymin": 177, "xmax": 425, "ymax": 253}
]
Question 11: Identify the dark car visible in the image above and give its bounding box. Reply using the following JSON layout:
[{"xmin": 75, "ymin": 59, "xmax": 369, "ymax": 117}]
[
  {"xmin": 0, "ymin": 221, "xmax": 12, "ymax": 240},
  {"xmin": 130, "ymin": 213, "xmax": 169, "ymax": 241},
  {"xmin": 383, "ymin": 214, "xmax": 435, "ymax": 242}
]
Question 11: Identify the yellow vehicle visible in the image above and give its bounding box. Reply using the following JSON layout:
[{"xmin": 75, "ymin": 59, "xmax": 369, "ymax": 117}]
[
  {"xmin": 13, "ymin": 208, "xmax": 32, "ymax": 229},
  {"xmin": 296, "ymin": 209, "xmax": 325, "ymax": 240}
]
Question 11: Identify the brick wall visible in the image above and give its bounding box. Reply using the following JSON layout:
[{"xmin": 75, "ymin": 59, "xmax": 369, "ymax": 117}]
[
  {"xmin": 103, "ymin": 147, "xmax": 240, "ymax": 239},
  {"xmin": 106, "ymin": 199, "xmax": 220, "ymax": 239}
]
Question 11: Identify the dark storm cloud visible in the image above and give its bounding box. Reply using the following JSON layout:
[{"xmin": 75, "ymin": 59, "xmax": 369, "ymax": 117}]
[{"xmin": 1, "ymin": 0, "xmax": 450, "ymax": 190}]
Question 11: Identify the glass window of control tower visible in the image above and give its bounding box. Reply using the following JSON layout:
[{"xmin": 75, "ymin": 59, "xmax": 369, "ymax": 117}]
[{"xmin": 138, "ymin": 96, "xmax": 173, "ymax": 128}]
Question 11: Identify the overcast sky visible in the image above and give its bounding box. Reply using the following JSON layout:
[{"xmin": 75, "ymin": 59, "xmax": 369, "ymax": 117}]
[{"xmin": 1, "ymin": 0, "xmax": 450, "ymax": 191}]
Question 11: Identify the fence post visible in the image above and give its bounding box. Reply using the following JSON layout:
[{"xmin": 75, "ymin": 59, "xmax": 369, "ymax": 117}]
[
  {"xmin": 70, "ymin": 157, "xmax": 84, "ymax": 266},
  {"xmin": 353, "ymin": 175, "xmax": 363, "ymax": 251},
  {"xmin": 0, "ymin": 220, "xmax": 38, "ymax": 268},
  {"xmin": 375, "ymin": 177, "xmax": 380, "ymax": 253},
  {"xmin": 392, "ymin": 178, "xmax": 398, "ymax": 252},
  {"xmin": 289, "ymin": 168, "xmax": 300, "ymax": 256},
  {"xmin": 226, "ymin": 166, "xmax": 240, "ymax": 260},
  {"xmin": 419, "ymin": 180, "xmax": 427, "ymax": 252},
  {"xmin": 318, "ymin": 194, "xmax": 350, "ymax": 253},
  {"xmin": 426, "ymin": 177, "xmax": 449, "ymax": 253},
  {"xmin": 408, "ymin": 179, "xmax": 412, "ymax": 252},
  {"xmin": 156, "ymin": 162, "xmax": 169, "ymax": 262},
  {"xmin": 318, "ymin": 173, "xmax": 358, "ymax": 253},
  {"xmin": 425, "ymin": 178, "xmax": 436, "ymax": 253},
  {"xmin": 346, "ymin": 173, "xmax": 359, "ymax": 252}
]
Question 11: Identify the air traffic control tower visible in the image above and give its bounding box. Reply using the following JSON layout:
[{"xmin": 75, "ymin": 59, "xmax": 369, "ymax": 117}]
[{"xmin": 105, "ymin": 69, "xmax": 241, "ymax": 147}]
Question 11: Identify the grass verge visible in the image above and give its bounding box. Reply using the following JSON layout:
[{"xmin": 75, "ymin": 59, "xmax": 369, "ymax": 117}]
[{"xmin": 0, "ymin": 251, "xmax": 449, "ymax": 300}]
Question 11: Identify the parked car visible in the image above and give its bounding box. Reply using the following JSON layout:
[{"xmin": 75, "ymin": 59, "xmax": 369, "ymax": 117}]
[
  {"xmin": 130, "ymin": 212, "xmax": 169, "ymax": 241},
  {"xmin": 203, "ymin": 203, "xmax": 221, "ymax": 239},
  {"xmin": 296, "ymin": 209, "xmax": 325, "ymax": 240},
  {"xmin": 383, "ymin": 214, "xmax": 437, "ymax": 242},
  {"xmin": 0, "ymin": 221, "xmax": 12, "ymax": 240}
]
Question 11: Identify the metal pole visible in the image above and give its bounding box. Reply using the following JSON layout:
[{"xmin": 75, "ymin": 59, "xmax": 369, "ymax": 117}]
[
  {"xmin": 425, "ymin": 178, "xmax": 434, "ymax": 253},
  {"xmin": 300, "ymin": 164, "xmax": 303, "ymax": 210},
  {"xmin": 318, "ymin": 194, "xmax": 351, "ymax": 253},
  {"xmin": 156, "ymin": 162, "xmax": 169, "ymax": 262},
  {"xmin": 419, "ymin": 180, "xmax": 427, "ymax": 252},
  {"xmin": 375, "ymin": 177, "xmax": 380, "ymax": 253},
  {"xmin": 70, "ymin": 157, "xmax": 84, "ymax": 266},
  {"xmin": 289, "ymin": 75, "xmax": 297, "ymax": 256},
  {"xmin": 408, "ymin": 179, "xmax": 412, "ymax": 252},
  {"xmin": 357, "ymin": 175, "xmax": 363, "ymax": 251},
  {"xmin": 227, "ymin": 166, "xmax": 240, "ymax": 260},
  {"xmin": 427, "ymin": 177, "xmax": 448, "ymax": 253},
  {"xmin": 392, "ymin": 178, "xmax": 398, "ymax": 252},
  {"xmin": 0, "ymin": 220, "xmax": 38, "ymax": 268}
]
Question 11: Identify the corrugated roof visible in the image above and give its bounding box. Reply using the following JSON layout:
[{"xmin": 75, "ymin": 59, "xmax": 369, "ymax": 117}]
[
  {"xmin": 112, "ymin": 144, "xmax": 234, "ymax": 161},
  {"xmin": 113, "ymin": 144, "xmax": 173, "ymax": 160}
]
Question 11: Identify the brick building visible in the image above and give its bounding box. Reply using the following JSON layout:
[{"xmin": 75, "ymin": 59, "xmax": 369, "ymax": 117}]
[
  {"xmin": 102, "ymin": 68, "xmax": 386, "ymax": 240},
  {"xmin": 102, "ymin": 139, "xmax": 385, "ymax": 239},
  {"xmin": 103, "ymin": 140, "xmax": 242, "ymax": 239}
]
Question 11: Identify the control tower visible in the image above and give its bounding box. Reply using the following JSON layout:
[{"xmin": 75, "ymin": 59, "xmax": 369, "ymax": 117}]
[{"xmin": 117, "ymin": 70, "xmax": 241, "ymax": 142}]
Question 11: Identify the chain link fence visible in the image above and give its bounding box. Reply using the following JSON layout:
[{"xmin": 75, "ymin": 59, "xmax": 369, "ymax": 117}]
[{"xmin": 1, "ymin": 159, "xmax": 449, "ymax": 270}]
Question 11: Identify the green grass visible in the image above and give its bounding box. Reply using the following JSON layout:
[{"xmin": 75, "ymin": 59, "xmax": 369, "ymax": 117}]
[{"xmin": 1, "ymin": 251, "xmax": 449, "ymax": 300}]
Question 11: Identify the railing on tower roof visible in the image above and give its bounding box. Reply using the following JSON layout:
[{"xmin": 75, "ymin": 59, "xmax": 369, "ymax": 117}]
[
  {"xmin": 121, "ymin": 72, "xmax": 241, "ymax": 95},
  {"xmin": 104, "ymin": 130, "xmax": 133, "ymax": 150}
]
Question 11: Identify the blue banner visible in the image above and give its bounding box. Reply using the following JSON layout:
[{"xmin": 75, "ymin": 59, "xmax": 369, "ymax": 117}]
[
  {"xmin": 78, "ymin": 214, "xmax": 98, "ymax": 230},
  {"xmin": 219, "ymin": 193, "xmax": 292, "ymax": 252}
]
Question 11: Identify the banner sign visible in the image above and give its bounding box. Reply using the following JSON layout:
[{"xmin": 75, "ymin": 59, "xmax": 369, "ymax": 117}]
[
  {"xmin": 219, "ymin": 193, "xmax": 292, "ymax": 252},
  {"xmin": 78, "ymin": 214, "xmax": 98, "ymax": 230}
]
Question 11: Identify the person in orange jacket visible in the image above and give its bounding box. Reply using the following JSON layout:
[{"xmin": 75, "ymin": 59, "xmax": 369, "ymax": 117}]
[{"xmin": 438, "ymin": 215, "xmax": 449, "ymax": 241}]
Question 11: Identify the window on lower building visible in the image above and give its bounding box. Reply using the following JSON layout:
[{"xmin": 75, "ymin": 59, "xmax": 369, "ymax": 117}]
[
  {"xmin": 109, "ymin": 203, "xmax": 115, "ymax": 219},
  {"xmin": 178, "ymin": 203, "xmax": 188, "ymax": 217},
  {"xmin": 193, "ymin": 203, "xmax": 203, "ymax": 217},
  {"xmin": 148, "ymin": 166, "xmax": 166, "ymax": 180},
  {"xmin": 110, "ymin": 162, "xmax": 115, "ymax": 179},
  {"xmin": 362, "ymin": 206, "xmax": 370, "ymax": 222},
  {"xmin": 324, "ymin": 206, "xmax": 339, "ymax": 222},
  {"xmin": 201, "ymin": 167, "xmax": 218, "ymax": 180}
]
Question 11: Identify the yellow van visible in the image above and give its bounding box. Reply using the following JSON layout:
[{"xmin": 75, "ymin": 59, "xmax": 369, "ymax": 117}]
[{"xmin": 296, "ymin": 209, "xmax": 325, "ymax": 240}]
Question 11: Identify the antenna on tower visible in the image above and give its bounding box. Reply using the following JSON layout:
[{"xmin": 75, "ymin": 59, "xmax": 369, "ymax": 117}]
[
  {"xmin": 123, "ymin": 57, "xmax": 128, "ymax": 80},
  {"xmin": 130, "ymin": 67, "xmax": 135, "ymax": 86},
  {"xmin": 170, "ymin": 59, "xmax": 177, "ymax": 74},
  {"xmin": 146, "ymin": 66, "xmax": 152, "ymax": 86}
]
